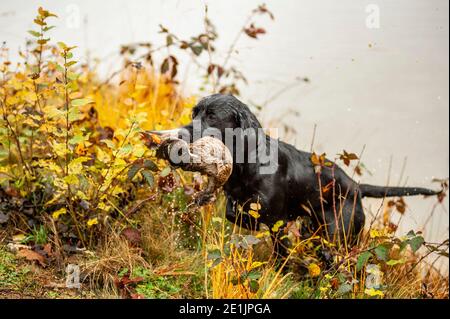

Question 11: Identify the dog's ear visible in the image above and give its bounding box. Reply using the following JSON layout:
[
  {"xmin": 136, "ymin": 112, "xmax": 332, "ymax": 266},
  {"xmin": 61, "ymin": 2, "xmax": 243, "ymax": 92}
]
[{"xmin": 233, "ymin": 107, "xmax": 261, "ymax": 130}]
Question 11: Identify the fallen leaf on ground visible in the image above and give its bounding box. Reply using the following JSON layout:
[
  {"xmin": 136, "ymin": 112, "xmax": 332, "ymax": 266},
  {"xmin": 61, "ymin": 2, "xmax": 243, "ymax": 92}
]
[{"xmin": 17, "ymin": 248, "xmax": 46, "ymax": 267}]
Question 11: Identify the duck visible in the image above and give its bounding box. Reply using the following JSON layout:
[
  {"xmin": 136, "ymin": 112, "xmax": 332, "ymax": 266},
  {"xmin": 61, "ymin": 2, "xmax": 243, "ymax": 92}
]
[{"xmin": 141, "ymin": 132, "xmax": 232, "ymax": 205}]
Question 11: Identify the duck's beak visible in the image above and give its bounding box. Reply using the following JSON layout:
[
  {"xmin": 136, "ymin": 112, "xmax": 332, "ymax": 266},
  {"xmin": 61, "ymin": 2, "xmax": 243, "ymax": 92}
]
[{"xmin": 147, "ymin": 128, "xmax": 182, "ymax": 140}]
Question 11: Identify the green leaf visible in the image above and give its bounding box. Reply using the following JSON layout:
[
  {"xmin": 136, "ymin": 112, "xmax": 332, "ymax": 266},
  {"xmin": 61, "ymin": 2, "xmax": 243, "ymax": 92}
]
[
  {"xmin": 374, "ymin": 244, "xmax": 389, "ymax": 261},
  {"xmin": 57, "ymin": 42, "xmax": 68, "ymax": 50},
  {"xmin": 71, "ymin": 98, "xmax": 93, "ymax": 107},
  {"xmin": 69, "ymin": 133, "xmax": 88, "ymax": 145},
  {"xmin": 43, "ymin": 26, "xmax": 55, "ymax": 32},
  {"xmin": 141, "ymin": 170, "xmax": 154, "ymax": 188},
  {"xmin": 56, "ymin": 64, "xmax": 65, "ymax": 73},
  {"xmin": 249, "ymin": 280, "xmax": 259, "ymax": 293},
  {"xmin": 409, "ymin": 236, "xmax": 424, "ymax": 253},
  {"xmin": 68, "ymin": 105, "xmax": 82, "ymax": 122},
  {"xmin": 65, "ymin": 61, "xmax": 77, "ymax": 67},
  {"xmin": 127, "ymin": 164, "xmax": 141, "ymax": 181},
  {"xmin": 101, "ymin": 139, "xmax": 115, "ymax": 149},
  {"xmin": 28, "ymin": 30, "xmax": 42, "ymax": 37},
  {"xmin": 160, "ymin": 166, "xmax": 171, "ymax": 177},
  {"xmin": 406, "ymin": 230, "xmax": 416, "ymax": 238},
  {"xmin": 356, "ymin": 251, "xmax": 372, "ymax": 271},
  {"xmin": 117, "ymin": 144, "xmax": 133, "ymax": 157},
  {"xmin": 207, "ymin": 249, "xmax": 222, "ymax": 260},
  {"xmin": 67, "ymin": 72, "xmax": 79, "ymax": 81},
  {"xmin": 166, "ymin": 35, "xmax": 173, "ymax": 46},
  {"xmin": 190, "ymin": 45, "xmax": 203, "ymax": 56},
  {"xmin": 399, "ymin": 240, "xmax": 409, "ymax": 252},
  {"xmin": 386, "ymin": 258, "xmax": 406, "ymax": 266},
  {"xmin": 143, "ymin": 159, "xmax": 157, "ymax": 171},
  {"xmin": 247, "ymin": 270, "xmax": 262, "ymax": 280}
]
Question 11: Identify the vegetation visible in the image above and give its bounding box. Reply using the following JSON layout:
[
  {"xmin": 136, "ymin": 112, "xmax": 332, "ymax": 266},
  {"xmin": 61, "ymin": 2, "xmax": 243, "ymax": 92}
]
[{"xmin": 0, "ymin": 6, "xmax": 448, "ymax": 299}]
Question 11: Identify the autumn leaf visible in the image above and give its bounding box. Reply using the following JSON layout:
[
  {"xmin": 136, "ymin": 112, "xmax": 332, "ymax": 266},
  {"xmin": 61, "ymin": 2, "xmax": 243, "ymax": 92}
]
[
  {"xmin": 17, "ymin": 248, "xmax": 46, "ymax": 267},
  {"xmin": 244, "ymin": 24, "xmax": 266, "ymax": 39},
  {"xmin": 338, "ymin": 150, "xmax": 358, "ymax": 166},
  {"xmin": 52, "ymin": 207, "xmax": 67, "ymax": 220},
  {"xmin": 308, "ymin": 263, "xmax": 321, "ymax": 277},
  {"xmin": 71, "ymin": 98, "xmax": 94, "ymax": 107},
  {"xmin": 87, "ymin": 218, "xmax": 98, "ymax": 227},
  {"xmin": 365, "ymin": 288, "xmax": 384, "ymax": 298},
  {"xmin": 271, "ymin": 220, "xmax": 284, "ymax": 232},
  {"xmin": 248, "ymin": 209, "xmax": 260, "ymax": 219}
]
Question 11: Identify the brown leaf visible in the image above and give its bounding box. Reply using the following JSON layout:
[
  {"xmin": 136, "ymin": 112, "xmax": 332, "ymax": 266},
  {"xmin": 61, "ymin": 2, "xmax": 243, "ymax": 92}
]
[
  {"xmin": 43, "ymin": 243, "xmax": 52, "ymax": 257},
  {"xmin": 121, "ymin": 276, "xmax": 144, "ymax": 286},
  {"xmin": 285, "ymin": 221, "xmax": 301, "ymax": 238},
  {"xmin": 255, "ymin": 4, "xmax": 275, "ymax": 20},
  {"xmin": 4, "ymin": 186, "xmax": 19, "ymax": 197},
  {"xmin": 322, "ymin": 181, "xmax": 334, "ymax": 194},
  {"xmin": 121, "ymin": 228, "xmax": 142, "ymax": 246},
  {"xmin": 330, "ymin": 277, "xmax": 340, "ymax": 290},
  {"xmin": 339, "ymin": 150, "xmax": 358, "ymax": 167},
  {"xmin": 395, "ymin": 197, "xmax": 407, "ymax": 214},
  {"xmin": 244, "ymin": 24, "xmax": 266, "ymax": 39},
  {"xmin": 17, "ymin": 248, "xmax": 46, "ymax": 267}
]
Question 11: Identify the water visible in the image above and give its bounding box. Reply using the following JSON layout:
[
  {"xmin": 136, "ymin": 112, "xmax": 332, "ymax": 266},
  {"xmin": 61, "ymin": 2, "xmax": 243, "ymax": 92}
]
[{"xmin": 1, "ymin": 0, "xmax": 448, "ymax": 271}]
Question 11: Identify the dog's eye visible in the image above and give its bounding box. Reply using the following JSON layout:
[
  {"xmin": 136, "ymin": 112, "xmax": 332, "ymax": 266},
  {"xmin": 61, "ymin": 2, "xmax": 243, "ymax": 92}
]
[{"xmin": 207, "ymin": 113, "xmax": 217, "ymax": 121}]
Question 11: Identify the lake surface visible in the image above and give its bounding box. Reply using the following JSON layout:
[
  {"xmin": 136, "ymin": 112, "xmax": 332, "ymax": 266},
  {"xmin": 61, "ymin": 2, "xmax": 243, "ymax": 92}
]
[{"xmin": 1, "ymin": 0, "xmax": 448, "ymax": 271}]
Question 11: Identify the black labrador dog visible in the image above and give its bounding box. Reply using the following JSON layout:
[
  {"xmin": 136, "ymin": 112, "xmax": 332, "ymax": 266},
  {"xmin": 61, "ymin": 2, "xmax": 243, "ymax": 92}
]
[{"xmin": 150, "ymin": 94, "xmax": 441, "ymax": 257}]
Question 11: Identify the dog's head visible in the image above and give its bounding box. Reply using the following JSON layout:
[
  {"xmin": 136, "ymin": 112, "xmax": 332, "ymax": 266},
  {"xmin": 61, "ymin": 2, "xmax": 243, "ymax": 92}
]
[
  {"xmin": 184, "ymin": 94, "xmax": 263, "ymax": 140},
  {"xmin": 148, "ymin": 94, "xmax": 262, "ymax": 143}
]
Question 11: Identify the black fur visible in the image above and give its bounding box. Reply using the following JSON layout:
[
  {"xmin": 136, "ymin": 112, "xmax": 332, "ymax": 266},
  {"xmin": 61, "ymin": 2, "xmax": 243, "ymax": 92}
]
[{"xmin": 167, "ymin": 94, "xmax": 441, "ymax": 257}]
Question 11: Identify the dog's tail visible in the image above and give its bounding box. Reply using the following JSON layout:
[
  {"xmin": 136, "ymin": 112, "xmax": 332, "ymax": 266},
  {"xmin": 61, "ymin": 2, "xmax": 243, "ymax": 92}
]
[{"xmin": 359, "ymin": 184, "xmax": 441, "ymax": 198}]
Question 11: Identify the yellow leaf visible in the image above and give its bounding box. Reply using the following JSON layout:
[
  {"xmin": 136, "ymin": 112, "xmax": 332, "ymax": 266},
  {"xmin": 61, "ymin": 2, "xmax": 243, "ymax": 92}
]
[
  {"xmin": 51, "ymin": 141, "xmax": 68, "ymax": 157},
  {"xmin": 135, "ymin": 84, "xmax": 148, "ymax": 90},
  {"xmin": 256, "ymin": 231, "xmax": 270, "ymax": 239},
  {"xmin": 43, "ymin": 105, "xmax": 64, "ymax": 119},
  {"xmin": 96, "ymin": 146, "xmax": 111, "ymax": 163},
  {"xmin": 369, "ymin": 229, "xmax": 388, "ymax": 238},
  {"xmin": 250, "ymin": 261, "xmax": 266, "ymax": 270},
  {"xmin": 98, "ymin": 202, "xmax": 110, "ymax": 211},
  {"xmin": 271, "ymin": 220, "xmax": 284, "ymax": 232},
  {"xmin": 13, "ymin": 234, "xmax": 26, "ymax": 242},
  {"xmin": 308, "ymin": 263, "xmax": 321, "ymax": 277},
  {"xmin": 68, "ymin": 156, "xmax": 90, "ymax": 175},
  {"xmin": 52, "ymin": 207, "xmax": 67, "ymax": 220},
  {"xmin": 87, "ymin": 218, "xmax": 98, "ymax": 227},
  {"xmin": 132, "ymin": 144, "xmax": 146, "ymax": 158},
  {"xmin": 250, "ymin": 202, "xmax": 261, "ymax": 210},
  {"xmin": 248, "ymin": 209, "xmax": 260, "ymax": 219},
  {"xmin": 63, "ymin": 174, "xmax": 79, "ymax": 185},
  {"xmin": 364, "ymin": 288, "xmax": 384, "ymax": 298}
]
